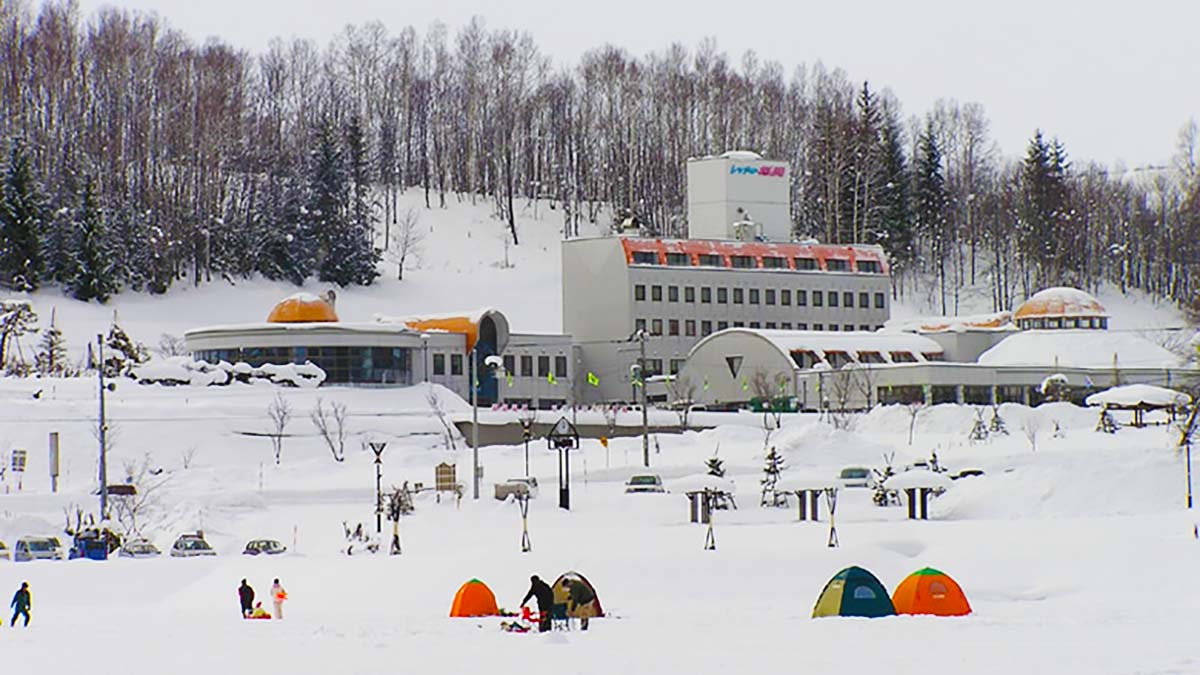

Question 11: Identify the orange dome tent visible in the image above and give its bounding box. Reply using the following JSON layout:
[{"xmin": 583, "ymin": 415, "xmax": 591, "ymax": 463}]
[
  {"xmin": 267, "ymin": 292, "xmax": 338, "ymax": 323},
  {"xmin": 449, "ymin": 579, "xmax": 500, "ymax": 617},
  {"xmin": 891, "ymin": 567, "xmax": 971, "ymax": 616}
]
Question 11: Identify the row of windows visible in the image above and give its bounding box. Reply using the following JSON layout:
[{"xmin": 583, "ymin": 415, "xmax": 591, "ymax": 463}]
[
  {"xmin": 432, "ymin": 353, "xmax": 571, "ymax": 379},
  {"xmin": 634, "ymin": 317, "xmax": 883, "ymax": 337},
  {"xmin": 1016, "ymin": 317, "xmax": 1108, "ymax": 330},
  {"xmin": 635, "ymin": 284, "xmax": 887, "ymax": 310},
  {"xmin": 630, "ymin": 250, "xmax": 884, "ymax": 274}
]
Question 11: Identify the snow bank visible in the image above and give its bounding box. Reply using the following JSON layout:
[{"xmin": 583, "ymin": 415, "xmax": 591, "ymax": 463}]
[
  {"xmin": 886, "ymin": 469, "xmax": 953, "ymax": 490},
  {"xmin": 978, "ymin": 330, "xmax": 1180, "ymax": 368},
  {"xmin": 670, "ymin": 473, "xmax": 736, "ymax": 493},
  {"xmin": 131, "ymin": 357, "xmax": 326, "ymax": 388}
]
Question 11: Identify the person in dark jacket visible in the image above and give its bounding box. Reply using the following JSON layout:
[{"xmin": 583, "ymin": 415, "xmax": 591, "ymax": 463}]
[
  {"xmin": 10, "ymin": 582, "xmax": 31, "ymax": 627},
  {"xmin": 520, "ymin": 575, "xmax": 555, "ymax": 633},
  {"xmin": 238, "ymin": 579, "xmax": 255, "ymax": 618},
  {"xmin": 564, "ymin": 578, "xmax": 596, "ymax": 631}
]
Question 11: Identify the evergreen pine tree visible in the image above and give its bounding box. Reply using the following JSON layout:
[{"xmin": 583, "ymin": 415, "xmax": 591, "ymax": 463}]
[
  {"xmin": 69, "ymin": 178, "xmax": 118, "ymax": 303},
  {"xmin": 760, "ymin": 446, "xmax": 786, "ymax": 507},
  {"xmin": 988, "ymin": 405, "xmax": 1009, "ymax": 435},
  {"xmin": 335, "ymin": 116, "xmax": 380, "ymax": 285},
  {"xmin": 876, "ymin": 102, "xmax": 913, "ymax": 275},
  {"xmin": 705, "ymin": 454, "xmax": 725, "ymax": 478},
  {"xmin": 0, "ymin": 137, "xmax": 47, "ymax": 291},
  {"xmin": 306, "ymin": 118, "xmax": 354, "ymax": 286},
  {"xmin": 103, "ymin": 319, "xmax": 148, "ymax": 377},
  {"xmin": 914, "ymin": 119, "xmax": 949, "ymax": 313},
  {"xmin": 34, "ymin": 308, "xmax": 69, "ymax": 377}
]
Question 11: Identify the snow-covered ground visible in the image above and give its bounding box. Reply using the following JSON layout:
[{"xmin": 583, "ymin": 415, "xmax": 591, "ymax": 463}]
[{"xmin": 3, "ymin": 192, "xmax": 1199, "ymax": 673}]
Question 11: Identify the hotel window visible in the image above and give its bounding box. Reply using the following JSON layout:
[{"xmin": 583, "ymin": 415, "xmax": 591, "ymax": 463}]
[
  {"xmin": 666, "ymin": 252, "xmax": 689, "ymax": 266},
  {"xmin": 827, "ymin": 259, "xmax": 849, "ymax": 271},
  {"xmin": 717, "ymin": 321, "xmax": 729, "ymax": 330},
  {"xmin": 731, "ymin": 255, "xmax": 755, "ymax": 269},
  {"xmin": 844, "ymin": 324, "xmax": 854, "ymax": 332},
  {"xmin": 781, "ymin": 289, "xmax": 791, "ymax": 306},
  {"xmin": 669, "ymin": 319, "xmax": 680, "ymax": 336},
  {"xmin": 634, "ymin": 284, "xmax": 646, "ymax": 301},
  {"xmin": 645, "ymin": 359, "xmax": 664, "ymax": 376},
  {"xmin": 859, "ymin": 292, "xmax": 870, "ymax": 308},
  {"xmin": 859, "ymin": 325, "xmax": 872, "ymax": 331},
  {"xmin": 733, "ymin": 288, "xmax": 744, "ymax": 304},
  {"xmin": 797, "ymin": 323, "xmax": 808, "ymax": 330},
  {"xmin": 813, "ymin": 323, "xmax": 824, "ymax": 331},
  {"xmin": 765, "ymin": 289, "xmax": 776, "ymax": 305},
  {"xmin": 796, "ymin": 290, "xmax": 808, "ymax": 306},
  {"xmin": 781, "ymin": 322, "xmax": 792, "ymax": 330},
  {"xmin": 537, "ymin": 356, "xmax": 550, "ymax": 377},
  {"xmin": 503, "ymin": 354, "xmax": 515, "ymax": 374},
  {"xmin": 858, "ymin": 260, "xmax": 882, "ymax": 273},
  {"xmin": 521, "ymin": 355, "xmax": 533, "ymax": 376},
  {"xmin": 843, "ymin": 292, "xmax": 854, "ymax": 308},
  {"xmin": 651, "ymin": 285, "xmax": 662, "ymax": 301},
  {"xmin": 749, "ymin": 289, "xmax": 760, "ymax": 304},
  {"xmin": 668, "ymin": 286, "xmax": 679, "ymax": 302},
  {"xmin": 701, "ymin": 287, "xmax": 712, "ymax": 303},
  {"xmin": 451, "ymin": 354, "xmax": 463, "ymax": 375},
  {"xmin": 555, "ymin": 356, "xmax": 568, "ymax": 377},
  {"xmin": 433, "ymin": 353, "xmax": 446, "ymax": 375},
  {"xmin": 632, "ymin": 251, "xmax": 658, "ymax": 265},
  {"xmin": 685, "ymin": 320, "xmax": 696, "ymax": 337},
  {"xmin": 765, "ymin": 322, "xmax": 777, "ymax": 329},
  {"xmin": 813, "ymin": 291, "xmax": 824, "ymax": 307},
  {"xmin": 717, "ymin": 288, "xmax": 728, "ymax": 304},
  {"xmin": 701, "ymin": 320, "xmax": 713, "ymax": 336},
  {"xmin": 685, "ymin": 286, "xmax": 695, "ymax": 303},
  {"xmin": 698, "ymin": 254, "xmax": 722, "ymax": 267},
  {"xmin": 749, "ymin": 321, "xmax": 761, "ymax": 329},
  {"xmin": 762, "ymin": 256, "xmax": 786, "ymax": 269},
  {"xmin": 794, "ymin": 257, "xmax": 818, "ymax": 270},
  {"xmin": 734, "ymin": 321, "xmax": 745, "ymax": 327},
  {"xmin": 829, "ymin": 324, "xmax": 839, "ymax": 331},
  {"xmin": 651, "ymin": 319, "xmax": 663, "ymax": 335},
  {"xmin": 829, "ymin": 291, "xmax": 838, "ymax": 307},
  {"xmin": 669, "ymin": 359, "xmax": 686, "ymax": 375},
  {"xmin": 875, "ymin": 292, "xmax": 886, "ymax": 309}
]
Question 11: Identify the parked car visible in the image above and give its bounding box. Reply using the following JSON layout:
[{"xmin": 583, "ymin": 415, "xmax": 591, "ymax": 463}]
[
  {"xmin": 494, "ymin": 477, "xmax": 540, "ymax": 500},
  {"xmin": 170, "ymin": 533, "xmax": 216, "ymax": 557},
  {"xmin": 243, "ymin": 539, "xmax": 287, "ymax": 556},
  {"xmin": 14, "ymin": 536, "xmax": 64, "ymax": 562},
  {"xmin": 0, "ymin": 540, "xmax": 9, "ymax": 560},
  {"xmin": 625, "ymin": 474, "xmax": 666, "ymax": 494},
  {"xmin": 838, "ymin": 466, "xmax": 873, "ymax": 488},
  {"xmin": 119, "ymin": 539, "xmax": 162, "ymax": 558}
]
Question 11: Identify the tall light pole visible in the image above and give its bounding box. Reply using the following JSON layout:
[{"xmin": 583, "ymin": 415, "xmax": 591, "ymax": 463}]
[
  {"xmin": 637, "ymin": 329, "xmax": 650, "ymax": 467},
  {"xmin": 96, "ymin": 334, "xmax": 109, "ymax": 520},
  {"xmin": 420, "ymin": 334, "xmax": 430, "ymax": 383},
  {"xmin": 370, "ymin": 442, "xmax": 386, "ymax": 535},
  {"xmin": 470, "ymin": 348, "xmax": 480, "ymax": 499}
]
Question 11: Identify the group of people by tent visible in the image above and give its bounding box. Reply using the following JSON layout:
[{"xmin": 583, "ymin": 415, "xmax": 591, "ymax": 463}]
[
  {"xmin": 449, "ymin": 572, "xmax": 603, "ymax": 633},
  {"xmin": 812, "ymin": 566, "xmax": 970, "ymax": 618}
]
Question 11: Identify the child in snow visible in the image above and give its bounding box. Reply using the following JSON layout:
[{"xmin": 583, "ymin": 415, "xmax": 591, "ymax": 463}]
[
  {"xmin": 248, "ymin": 602, "xmax": 272, "ymax": 620},
  {"xmin": 10, "ymin": 582, "xmax": 31, "ymax": 627},
  {"xmin": 271, "ymin": 579, "xmax": 287, "ymax": 619}
]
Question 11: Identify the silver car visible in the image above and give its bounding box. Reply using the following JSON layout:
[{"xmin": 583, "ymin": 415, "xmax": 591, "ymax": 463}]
[
  {"xmin": 119, "ymin": 539, "xmax": 162, "ymax": 558},
  {"xmin": 624, "ymin": 474, "xmax": 666, "ymax": 494},
  {"xmin": 14, "ymin": 536, "xmax": 64, "ymax": 562},
  {"xmin": 170, "ymin": 533, "xmax": 216, "ymax": 557}
]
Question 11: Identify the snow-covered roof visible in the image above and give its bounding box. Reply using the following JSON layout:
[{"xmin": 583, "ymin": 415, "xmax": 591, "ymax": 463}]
[
  {"xmin": 1014, "ymin": 287, "xmax": 1107, "ymax": 320},
  {"xmin": 671, "ymin": 474, "xmax": 736, "ymax": 494},
  {"xmin": 890, "ymin": 311, "xmax": 1016, "ymax": 334},
  {"xmin": 1085, "ymin": 384, "xmax": 1192, "ymax": 408},
  {"xmin": 886, "ymin": 470, "xmax": 954, "ymax": 490},
  {"xmin": 734, "ymin": 329, "xmax": 944, "ymax": 363},
  {"xmin": 280, "ymin": 292, "xmax": 324, "ymax": 304},
  {"xmin": 719, "ymin": 150, "xmax": 763, "ymax": 160},
  {"xmin": 372, "ymin": 307, "xmax": 500, "ymax": 326},
  {"xmin": 977, "ymin": 330, "xmax": 1181, "ymax": 369},
  {"xmin": 185, "ymin": 322, "xmax": 433, "ymax": 337}
]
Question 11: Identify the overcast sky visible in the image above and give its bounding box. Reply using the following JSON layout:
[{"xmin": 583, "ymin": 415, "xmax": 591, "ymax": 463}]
[{"xmin": 72, "ymin": 0, "xmax": 1200, "ymax": 168}]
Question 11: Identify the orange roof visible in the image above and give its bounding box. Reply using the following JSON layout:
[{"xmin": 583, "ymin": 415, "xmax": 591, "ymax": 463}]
[
  {"xmin": 1014, "ymin": 287, "xmax": 1107, "ymax": 321},
  {"xmin": 267, "ymin": 293, "xmax": 338, "ymax": 323},
  {"xmin": 619, "ymin": 238, "xmax": 889, "ymax": 274}
]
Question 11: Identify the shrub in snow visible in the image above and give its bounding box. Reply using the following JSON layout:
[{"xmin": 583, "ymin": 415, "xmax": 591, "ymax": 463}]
[
  {"xmin": 103, "ymin": 322, "xmax": 149, "ymax": 377},
  {"xmin": 131, "ymin": 357, "xmax": 326, "ymax": 388}
]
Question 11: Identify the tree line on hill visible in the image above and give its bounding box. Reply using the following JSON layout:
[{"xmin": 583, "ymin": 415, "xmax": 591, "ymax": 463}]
[{"xmin": 1, "ymin": 1, "xmax": 1198, "ymax": 315}]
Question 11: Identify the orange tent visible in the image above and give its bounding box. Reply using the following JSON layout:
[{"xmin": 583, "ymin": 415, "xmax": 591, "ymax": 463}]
[
  {"xmin": 892, "ymin": 567, "xmax": 971, "ymax": 616},
  {"xmin": 449, "ymin": 579, "xmax": 500, "ymax": 617}
]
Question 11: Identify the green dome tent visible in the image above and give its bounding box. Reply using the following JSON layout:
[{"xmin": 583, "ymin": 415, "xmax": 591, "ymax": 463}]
[{"xmin": 812, "ymin": 566, "xmax": 896, "ymax": 618}]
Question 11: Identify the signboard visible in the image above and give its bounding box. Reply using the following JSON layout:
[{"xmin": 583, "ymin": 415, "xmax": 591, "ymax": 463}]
[
  {"xmin": 49, "ymin": 433, "xmax": 60, "ymax": 478},
  {"xmin": 12, "ymin": 449, "xmax": 27, "ymax": 473}
]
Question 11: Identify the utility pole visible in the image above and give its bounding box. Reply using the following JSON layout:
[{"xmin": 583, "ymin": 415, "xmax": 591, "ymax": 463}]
[
  {"xmin": 471, "ymin": 349, "xmax": 480, "ymax": 499},
  {"xmin": 638, "ymin": 329, "xmax": 649, "ymax": 467},
  {"xmin": 96, "ymin": 334, "xmax": 108, "ymax": 520},
  {"xmin": 370, "ymin": 442, "xmax": 386, "ymax": 535}
]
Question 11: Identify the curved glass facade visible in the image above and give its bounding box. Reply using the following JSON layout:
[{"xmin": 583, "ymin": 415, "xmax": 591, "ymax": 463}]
[{"xmin": 195, "ymin": 346, "xmax": 412, "ymax": 385}]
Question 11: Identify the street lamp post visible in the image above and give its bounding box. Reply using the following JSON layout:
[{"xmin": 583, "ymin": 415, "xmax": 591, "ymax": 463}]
[
  {"xmin": 471, "ymin": 354, "xmax": 505, "ymax": 499},
  {"xmin": 369, "ymin": 442, "xmax": 387, "ymax": 535},
  {"xmin": 97, "ymin": 334, "xmax": 109, "ymax": 520},
  {"xmin": 519, "ymin": 409, "xmax": 536, "ymax": 477},
  {"xmin": 420, "ymin": 334, "xmax": 430, "ymax": 383}
]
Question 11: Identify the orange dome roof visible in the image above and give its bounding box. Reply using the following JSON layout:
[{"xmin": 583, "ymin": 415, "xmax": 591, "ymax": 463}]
[
  {"xmin": 267, "ymin": 293, "xmax": 339, "ymax": 323},
  {"xmin": 1014, "ymin": 287, "xmax": 1106, "ymax": 320}
]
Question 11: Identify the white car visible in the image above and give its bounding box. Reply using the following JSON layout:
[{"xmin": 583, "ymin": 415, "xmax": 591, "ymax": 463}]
[
  {"xmin": 170, "ymin": 533, "xmax": 216, "ymax": 557},
  {"xmin": 838, "ymin": 467, "xmax": 873, "ymax": 488},
  {"xmin": 119, "ymin": 539, "xmax": 162, "ymax": 558},
  {"xmin": 625, "ymin": 474, "xmax": 666, "ymax": 494},
  {"xmin": 14, "ymin": 536, "xmax": 64, "ymax": 562}
]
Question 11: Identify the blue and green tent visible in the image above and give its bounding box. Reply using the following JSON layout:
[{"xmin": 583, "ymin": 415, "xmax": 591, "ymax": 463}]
[{"xmin": 812, "ymin": 566, "xmax": 895, "ymax": 618}]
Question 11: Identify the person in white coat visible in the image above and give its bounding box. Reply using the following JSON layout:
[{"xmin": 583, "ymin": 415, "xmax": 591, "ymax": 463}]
[{"xmin": 271, "ymin": 579, "xmax": 287, "ymax": 619}]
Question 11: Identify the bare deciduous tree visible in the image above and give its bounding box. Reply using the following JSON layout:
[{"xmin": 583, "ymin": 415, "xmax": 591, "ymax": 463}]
[
  {"xmin": 667, "ymin": 375, "xmax": 698, "ymax": 430},
  {"xmin": 426, "ymin": 387, "xmax": 457, "ymax": 450},
  {"xmin": 267, "ymin": 392, "xmax": 292, "ymax": 464},
  {"xmin": 1021, "ymin": 412, "xmax": 1044, "ymax": 452},
  {"xmin": 385, "ymin": 207, "xmax": 425, "ymax": 280},
  {"xmin": 311, "ymin": 397, "xmax": 350, "ymax": 462},
  {"xmin": 158, "ymin": 333, "xmax": 188, "ymax": 357},
  {"xmin": 180, "ymin": 446, "xmax": 199, "ymax": 470},
  {"xmin": 110, "ymin": 453, "xmax": 171, "ymax": 539}
]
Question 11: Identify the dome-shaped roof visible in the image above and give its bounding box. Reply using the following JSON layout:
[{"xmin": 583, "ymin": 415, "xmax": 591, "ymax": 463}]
[
  {"xmin": 267, "ymin": 292, "xmax": 338, "ymax": 323},
  {"xmin": 1013, "ymin": 287, "xmax": 1107, "ymax": 320}
]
